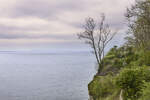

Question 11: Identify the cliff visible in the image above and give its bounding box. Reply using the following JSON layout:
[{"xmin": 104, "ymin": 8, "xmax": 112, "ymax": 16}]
[{"xmin": 88, "ymin": 46, "xmax": 150, "ymax": 100}]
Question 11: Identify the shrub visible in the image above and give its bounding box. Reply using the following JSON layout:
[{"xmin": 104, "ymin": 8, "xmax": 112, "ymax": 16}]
[
  {"xmin": 113, "ymin": 58, "xmax": 124, "ymax": 68},
  {"xmin": 138, "ymin": 82, "xmax": 150, "ymax": 100},
  {"xmin": 138, "ymin": 51, "xmax": 150, "ymax": 66},
  {"xmin": 116, "ymin": 67, "xmax": 149, "ymax": 100},
  {"xmin": 88, "ymin": 75, "xmax": 116, "ymax": 100}
]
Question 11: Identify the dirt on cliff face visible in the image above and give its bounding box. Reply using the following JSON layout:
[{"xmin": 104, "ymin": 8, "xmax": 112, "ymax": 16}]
[{"xmin": 97, "ymin": 66, "xmax": 120, "ymax": 76}]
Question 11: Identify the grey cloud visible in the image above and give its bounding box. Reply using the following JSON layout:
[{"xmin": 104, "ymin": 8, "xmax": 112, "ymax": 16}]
[
  {"xmin": 0, "ymin": 28, "xmax": 75, "ymax": 40},
  {"xmin": 10, "ymin": 0, "xmax": 130, "ymax": 30},
  {"xmin": 0, "ymin": 23, "xmax": 74, "ymax": 40},
  {"xmin": 11, "ymin": 0, "xmax": 87, "ymax": 19},
  {"xmin": 0, "ymin": 33, "xmax": 74, "ymax": 40},
  {"xmin": 0, "ymin": 0, "xmax": 135, "ymax": 48}
]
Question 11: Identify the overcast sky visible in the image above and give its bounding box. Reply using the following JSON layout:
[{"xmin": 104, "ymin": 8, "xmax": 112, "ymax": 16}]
[{"xmin": 0, "ymin": 0, "xmax": 134, "ymax": 51}]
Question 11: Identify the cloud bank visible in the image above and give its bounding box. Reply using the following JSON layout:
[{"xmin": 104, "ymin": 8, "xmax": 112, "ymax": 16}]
[{"xmin": 0, "ymin": 0, "xmax": 135, "ymax": 50}]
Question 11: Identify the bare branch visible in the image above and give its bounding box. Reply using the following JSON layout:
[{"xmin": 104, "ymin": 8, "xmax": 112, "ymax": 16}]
[{"xmin": 77, "ymin": 14, "xmax": 117, "ymax": 72}]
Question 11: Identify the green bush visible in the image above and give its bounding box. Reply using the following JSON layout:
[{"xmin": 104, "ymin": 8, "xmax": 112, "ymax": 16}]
[
  {"xmin": 116, "ymin": 67, "xmax": 149, "ymax": 100},
  {"xmin": 89, "ymin": 45, "xmax": 150, "ymax": 100},
  {"xmin": 105, "ymin": 54, "xmax": 115, "ymax": 60},
  {"xmin": 138, "ymin": 82, "xmax": 150, "ymax": 100},
  {"xmin": 138, "ymin": 51, "xmax": 150, "ymax": 66},
  {"xmin": 88, "ymin": 75, "xmax": 117, "ymax": 100},
  {"xmin": 113, "ymin": 58, "xmax": 124, "ymax": 68}
]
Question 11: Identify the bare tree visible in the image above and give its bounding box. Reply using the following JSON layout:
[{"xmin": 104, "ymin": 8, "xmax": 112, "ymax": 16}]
[{"xmin": 78, "ymin": 14, "xmax": 117, "ymax": 72}]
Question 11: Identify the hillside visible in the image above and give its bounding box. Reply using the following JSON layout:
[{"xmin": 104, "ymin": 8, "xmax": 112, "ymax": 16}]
[
  {"xmin": 88, "ymin": 46, "xmax": 150, "ymax": 100},
  {"xmin": 88, "ymin": 0, "xmax": 150, "ymax": 99}
]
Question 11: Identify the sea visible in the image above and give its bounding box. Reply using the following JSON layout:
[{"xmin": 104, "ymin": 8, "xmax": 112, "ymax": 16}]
[{"xmin": 0, "ymin": 50, "xmax": 96, "ymax": 100}]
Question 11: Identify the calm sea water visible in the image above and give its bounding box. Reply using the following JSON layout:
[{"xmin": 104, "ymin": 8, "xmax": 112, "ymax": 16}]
[{"xmin": 0, "ymin": 51, "xmax": 96, "ymax": 100}]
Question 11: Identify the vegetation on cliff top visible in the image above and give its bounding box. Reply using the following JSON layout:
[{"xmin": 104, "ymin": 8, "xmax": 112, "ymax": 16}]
[{"xmin": 88, "ymin": 0, "xmax": 150, "ymax": 100}]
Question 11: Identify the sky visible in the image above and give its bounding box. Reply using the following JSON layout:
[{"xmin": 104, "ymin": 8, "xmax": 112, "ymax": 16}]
[{"xmin": 0, "ymin": 0, "xmax": 135, "ymax": 51}]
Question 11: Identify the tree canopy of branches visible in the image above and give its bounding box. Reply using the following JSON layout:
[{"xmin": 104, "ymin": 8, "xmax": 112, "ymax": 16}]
[
  {"xmin": 125, "ymin": 0, "xmax": 150, "ymax": 49},
  {"xmin": 78, "ymin": 14, "xmax": 117, "ymax": 72}
]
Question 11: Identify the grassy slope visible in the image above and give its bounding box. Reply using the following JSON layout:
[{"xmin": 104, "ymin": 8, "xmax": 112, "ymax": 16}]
[{"xmin": 88, "ymin": 46, "xmax": 150, "ymax": 100}]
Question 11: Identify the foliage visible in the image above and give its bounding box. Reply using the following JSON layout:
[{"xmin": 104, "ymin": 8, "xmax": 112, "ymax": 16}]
[
  {"xmin": 98, "ymin": 46, "xmax": 138, "ymax": 74},
  {"xmin": 125, "ymin": 0, "xmax": 150, "ymax": 48},
  {"xmin": 138, "ymin": 51, "xmax": 150, "ymax": 66},
  {"xmin": 88, "ymin": 1, "xmax": 150, "ymax": 100},
  {"xmin": 138, "ymin": 83, "xmax": 150, "ymax": 100},
  {"xmin": 89, "ymin": 46, "xmax": 150, "ymax": 100},
  {"xmin": 116, "ymin": 66, "xmax": 150, "ymax": 100},
  {"xmin": 88, "ymin": 75, "xmax": 119, "ymax": 100},
  {"xmin": 128, "ymin": 50, "xmax": 150, "ymax": 67}
]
